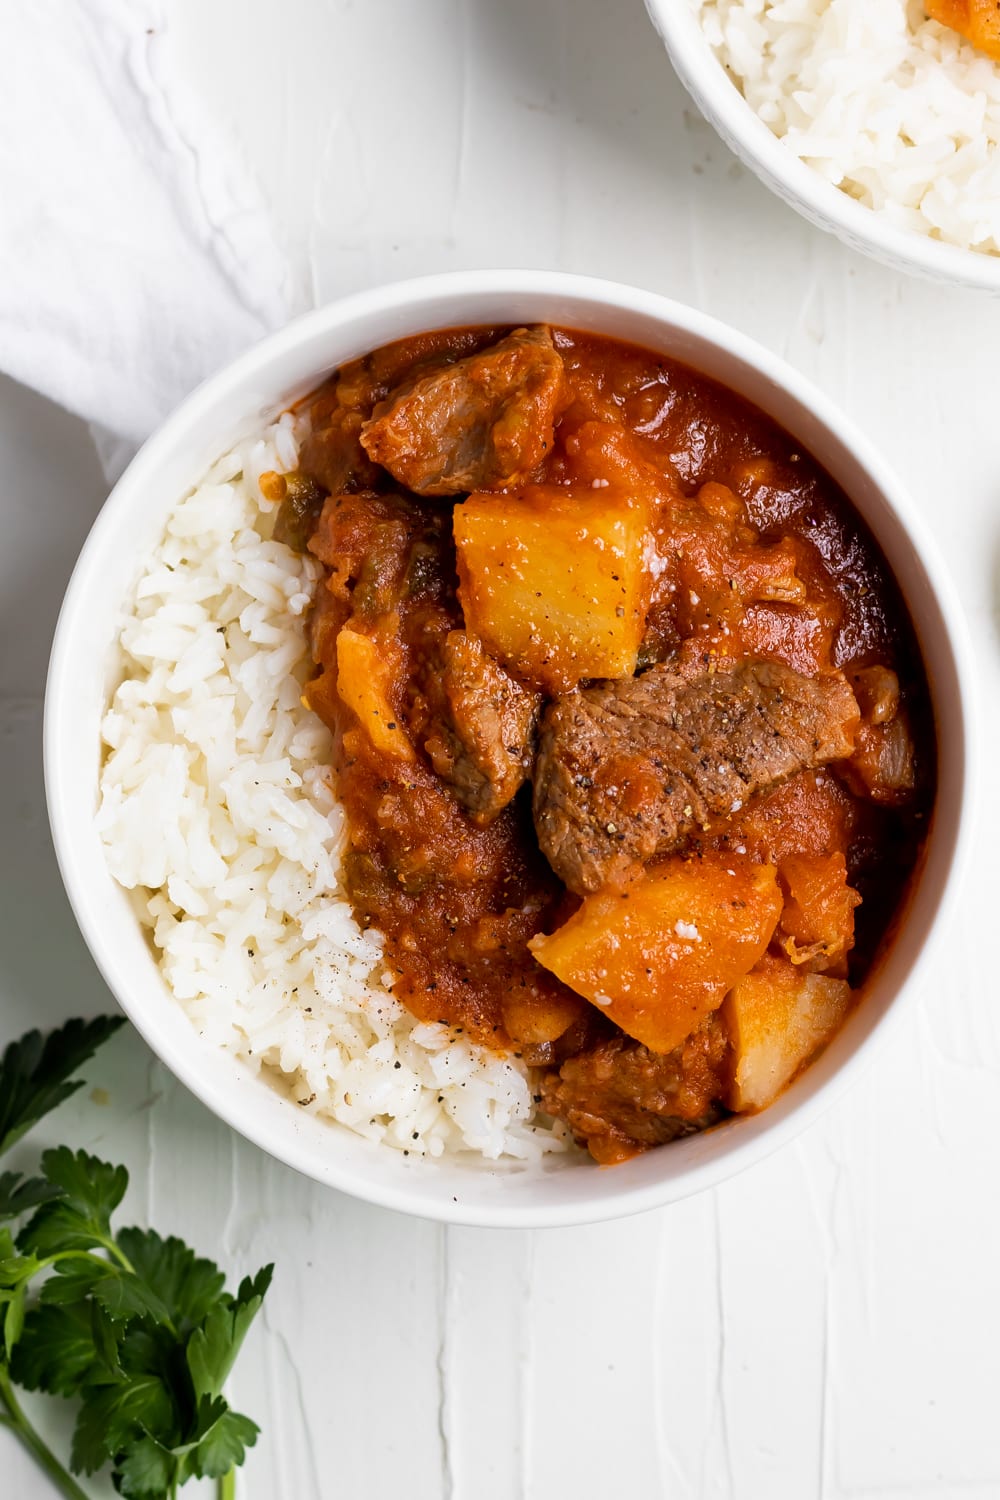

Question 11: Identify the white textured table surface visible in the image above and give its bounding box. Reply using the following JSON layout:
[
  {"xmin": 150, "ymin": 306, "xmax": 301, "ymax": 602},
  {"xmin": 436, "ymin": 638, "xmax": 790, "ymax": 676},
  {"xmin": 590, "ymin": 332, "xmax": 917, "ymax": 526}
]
[{"xmin": 5, "ymin": 2, "xmax": 1000, "ymax": 1496}]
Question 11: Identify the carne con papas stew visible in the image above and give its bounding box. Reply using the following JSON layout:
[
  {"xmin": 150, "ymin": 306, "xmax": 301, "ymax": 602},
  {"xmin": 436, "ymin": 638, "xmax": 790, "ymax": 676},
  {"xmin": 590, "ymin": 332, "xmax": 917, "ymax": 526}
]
[{"xmin": 266, "ymin": 325, "xmax": 933, "ymax": 1164}]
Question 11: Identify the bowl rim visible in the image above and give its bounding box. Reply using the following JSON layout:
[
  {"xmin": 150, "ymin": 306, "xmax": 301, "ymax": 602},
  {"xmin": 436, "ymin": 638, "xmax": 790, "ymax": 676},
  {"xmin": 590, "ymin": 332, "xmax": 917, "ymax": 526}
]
[
  {"xmin": 644, "ymin": 0, "xmax": 1000, "ymax": 293},
  {"xmin": 44, "ymin": 269, "xmax": 978, "ymax": 1227}
]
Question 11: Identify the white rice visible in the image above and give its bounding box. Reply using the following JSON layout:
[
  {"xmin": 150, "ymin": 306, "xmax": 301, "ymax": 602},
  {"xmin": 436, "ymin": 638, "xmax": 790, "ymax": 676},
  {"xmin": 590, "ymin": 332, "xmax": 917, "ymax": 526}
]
[
  {"xmin": 694, "ymin": 0, "xmax": 1000, "ymax": 255},
  {"xmin": 97, "ymin": 413, "xmax": 568, "ymax": 1162}
]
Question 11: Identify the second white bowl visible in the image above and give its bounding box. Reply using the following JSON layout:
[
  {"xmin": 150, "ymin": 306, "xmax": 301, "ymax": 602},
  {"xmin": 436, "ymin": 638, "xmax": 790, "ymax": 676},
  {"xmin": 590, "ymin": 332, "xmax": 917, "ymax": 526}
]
[{"xmin": 646, "ymin": 0, "xmax": 1000, "ymax": 293}]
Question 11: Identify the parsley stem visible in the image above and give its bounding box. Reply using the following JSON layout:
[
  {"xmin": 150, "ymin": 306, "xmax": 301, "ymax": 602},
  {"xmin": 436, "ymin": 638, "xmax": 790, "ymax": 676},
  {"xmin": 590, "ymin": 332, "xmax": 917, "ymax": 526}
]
[
  {"xmin": 0, "ymin": 1365, "xmax": 92, "ymax": 1500},
  {"xmin": 104, "ymin": 1236, "xmax": 137, "ymax": 1277},
  {"xmin": 218, "ymin": 1469, "xmax": 236, "ymax": 1500},
  {"xmin": 31, "ymin": 1248, "xmax": 112, "ymax": 1278}
]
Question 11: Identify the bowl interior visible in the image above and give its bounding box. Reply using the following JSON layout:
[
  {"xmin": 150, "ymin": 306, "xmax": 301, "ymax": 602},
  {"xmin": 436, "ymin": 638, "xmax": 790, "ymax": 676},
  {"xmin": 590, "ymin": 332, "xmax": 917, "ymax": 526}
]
[
  {"xmin": 45, "ymin": 272, "xmax": 972, "ymax": 1226},
  {"xmin": 644, "ymin": 0, "xmax": 1000, "ymax": 293}
]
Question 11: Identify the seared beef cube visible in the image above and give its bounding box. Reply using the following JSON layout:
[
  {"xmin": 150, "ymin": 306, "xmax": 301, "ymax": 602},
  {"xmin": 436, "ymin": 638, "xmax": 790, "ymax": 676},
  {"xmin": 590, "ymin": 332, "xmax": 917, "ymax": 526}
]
[
  {"xmin": 423, "ymin": 631, "xmax": 540, "ymax": 824},
  {"xmin": 299, "ymin": 398, "xmax": 385, "ymax": 496},
  {"xmin": 540, "ymin": 1015, "xmax": 729, "ymax": 1164},
  {"xmin": 307, "ymin": 490, "xmax": 450, "ymax": 619},
  {"xmin": 360, "ymin": 327, "xmax": 566, "ymax": 496},
  {"xmin": 533, "ymin": 659, "xmax": 860, "ymax": 894}
]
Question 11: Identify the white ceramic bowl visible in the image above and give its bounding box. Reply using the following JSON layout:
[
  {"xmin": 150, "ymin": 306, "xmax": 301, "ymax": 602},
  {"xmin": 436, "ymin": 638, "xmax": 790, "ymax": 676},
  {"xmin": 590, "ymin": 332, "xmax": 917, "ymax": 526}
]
[
  {"xmin": 645, "ymin": 0, "xmax": 1000, "ymax": 293},
  {"xmin": 45, "ymin": 270, "xmax": 974, "ymax": 1228}
]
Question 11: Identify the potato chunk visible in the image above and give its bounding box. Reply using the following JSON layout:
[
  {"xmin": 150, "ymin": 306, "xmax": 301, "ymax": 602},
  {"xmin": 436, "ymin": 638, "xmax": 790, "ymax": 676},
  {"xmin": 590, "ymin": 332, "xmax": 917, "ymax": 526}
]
[
  {"xmin": 335, "ymin": 627, "xmax": 414, "ymax": 761},
  {"xmin": 926, "ymin": 0, "xmax": 1000, "ymax": 60},
  {"xmin": 500, "ymin": 983, "xmax": 588, "ymax": 1048},
  {"xmin": 454, "ymin": 483, "xmax": 652, "ymax": 694},
  {"xmin": 528, "ymin": 853, "xmax": 782, "ymax": 1055},
  {"xmin": 722, "ymin": 955, "xmax": 852, "ymax": 1112}
]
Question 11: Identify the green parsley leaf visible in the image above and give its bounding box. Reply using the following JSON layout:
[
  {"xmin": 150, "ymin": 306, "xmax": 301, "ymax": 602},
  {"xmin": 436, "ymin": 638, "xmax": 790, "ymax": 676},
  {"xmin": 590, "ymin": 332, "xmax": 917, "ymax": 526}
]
[
  {"xmin": 89, "ymin": 1297, "xmax": 123, "ymax": 1378},
  {"xmin": 95, "ymin": 1270, "xmax": 173, "ymax": 1327},
  {"xmin": 114, "ymin": 1435, "xmax": 177, "ymax": 1499},
  {"xmin": 117, "ymin": 1319, "xmax": 178, "ymax": 1382},
  {"xmin": 11, "ymin": 1302, "xmax": 98, "ymax": 1395},
  {"xmin": 0, "ymin": 1238, "xmax": 42, "ymax": 1291},
  {"xmin": 0, "ymin": 1170, "xmax": 62, "ymax": 1223},
  {"xmin": 15, "ymin": 1200, "xmax": 101, "ymax": 1258},
  {"xmin": 37, "ymin": 1263, "xmax": 105, "ymax": 1306},
  {"xmin": 40, "ymin": 1257, "xmax": 173, "ymax": 1328},
  {"xmin": 0, "ymin": 1020, "xmax": 271, "ymax": 1500},
  {"xmin": 187, "ymin": 1400, "xmax": 260, "ymax": 1480},
  {"xmin": 186, "ymin": 1265, "xmax": 273, "ymax": 1400},
  {"xmin": 42, "ymin": 1146, "xmax": 129, "ymax": 1225},
  {"xmin": 18, "ymin": 1147, "xmax": 128, "ymax": 1257},
  {"xmin": 70, "ymin": 1373, "xmax": 176, "ymax": 1475},
  {"xmin": 0, "ymin": 1015, "xmax": 124, "ymax": 1157},
  {"xmin": 115, "ymin": 1227, "xmax": 225, "ymax": 1332}
]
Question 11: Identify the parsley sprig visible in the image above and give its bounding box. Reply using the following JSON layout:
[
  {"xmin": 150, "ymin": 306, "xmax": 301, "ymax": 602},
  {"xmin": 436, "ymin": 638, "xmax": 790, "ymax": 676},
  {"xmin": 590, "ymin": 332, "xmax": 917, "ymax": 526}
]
[{"xmin": 0, "ymin": 1017, "xmax": 272, "ymax": 1500}]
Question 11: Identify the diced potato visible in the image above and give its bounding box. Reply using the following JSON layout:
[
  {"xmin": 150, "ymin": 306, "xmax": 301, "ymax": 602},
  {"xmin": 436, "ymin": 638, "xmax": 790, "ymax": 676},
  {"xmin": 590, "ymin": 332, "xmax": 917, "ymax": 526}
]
[
  {"xmin": 926, "ymin": 0, "xmax": 1000, "ymax": 60},
  {"xmin": 454, "ymin": 483, "xmax": 652, "ymax": 693},
  {"xmin": 335, "ymin": 626, "xmax": 414, "ymax": 760},
  {"xmin": 722, "ymin": 955, "xmax": 852, "ymax": 1112},
  {"xmin": 777, "ymin": 852, "xmax": 861, "ymax": 976},
  {"xmin": 501, "ymin": 983, "xmax": 588, "ymax": 1047},
  {"xmin": 528, "ymin": 853, "xmax": 782, "ymax": 1055}
]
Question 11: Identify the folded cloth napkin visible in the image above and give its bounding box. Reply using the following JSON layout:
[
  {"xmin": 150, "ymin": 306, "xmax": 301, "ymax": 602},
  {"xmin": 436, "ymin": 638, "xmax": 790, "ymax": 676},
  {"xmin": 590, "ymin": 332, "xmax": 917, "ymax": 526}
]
[{"xmin": 0, "ymin": 0, "xmax": 291, "ymax": 468}]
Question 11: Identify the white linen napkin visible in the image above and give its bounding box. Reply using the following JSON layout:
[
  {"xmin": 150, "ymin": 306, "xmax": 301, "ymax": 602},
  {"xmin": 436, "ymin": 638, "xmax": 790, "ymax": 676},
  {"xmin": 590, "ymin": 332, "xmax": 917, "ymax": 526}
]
[{"xmin": 0, "ymin": 0, "xmax": 291, "ymax": 466}]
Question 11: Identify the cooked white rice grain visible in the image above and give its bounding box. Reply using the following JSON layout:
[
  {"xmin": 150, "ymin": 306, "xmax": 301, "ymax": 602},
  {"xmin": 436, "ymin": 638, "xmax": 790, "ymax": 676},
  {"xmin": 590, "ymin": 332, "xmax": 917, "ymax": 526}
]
[
  {"xmin": 98, "ymin": 416, "xmax": 568, "ymax": 1162},
  {"xmin": 694, "ymin": 0, "xmax": 1000, "ymax": 255}
]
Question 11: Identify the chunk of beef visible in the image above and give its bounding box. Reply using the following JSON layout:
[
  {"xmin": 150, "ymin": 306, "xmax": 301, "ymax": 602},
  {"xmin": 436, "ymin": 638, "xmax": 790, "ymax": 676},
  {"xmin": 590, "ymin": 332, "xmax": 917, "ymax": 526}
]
[
  {"xmin": 533, "ymin": 659, "xmax": 860, "ymax": 894},
  {"xmin": 299, "ymin": 396, "xmax": 386, "ymax": 495},
  {"xmin": 307, "ymin": 490, "xmax": 451, "ymax": 622},
  {"xmin": 422, "ymin": 631, "xmax": 541, "ymax": 824},
  {"xmin": 359, "ymin": 326, "xmax": 566, "ymax": 496},
  {"xmin": 541, "ymin": 1015, "xmax": 729, "ymax": 1164}
]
